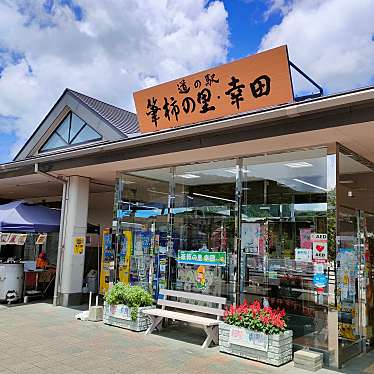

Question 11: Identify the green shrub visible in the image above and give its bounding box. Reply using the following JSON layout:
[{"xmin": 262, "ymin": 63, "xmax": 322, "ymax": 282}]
[{"xmin": 104, "ymin": 283, "xmax": 153, "ymax": 320}]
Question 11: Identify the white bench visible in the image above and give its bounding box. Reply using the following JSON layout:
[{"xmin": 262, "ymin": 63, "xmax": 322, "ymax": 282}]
[{"xmin": 143, "ymin": 289, "xmax": 226, "ymax": 348}]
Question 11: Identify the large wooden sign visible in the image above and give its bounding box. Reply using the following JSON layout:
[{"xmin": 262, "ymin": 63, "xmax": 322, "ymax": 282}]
[{"xmin": 134, "ymin": 45, "xmax": 294, "ymax": 133}]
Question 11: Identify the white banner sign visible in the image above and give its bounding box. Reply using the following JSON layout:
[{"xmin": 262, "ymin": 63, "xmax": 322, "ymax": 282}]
[
  {"xmin": 229, "ymin": 327, "xmax": 268, "ymax": 351},
  {"xmin": 106, "ymin": 304, "xmax": 132, "ymax": 320},
  {"xmin": 295, "ymin": 248, "xmax": 312, "ymax": 262}
]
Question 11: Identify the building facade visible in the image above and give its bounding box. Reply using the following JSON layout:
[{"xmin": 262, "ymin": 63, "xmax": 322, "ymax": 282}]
[{"xmin": 1, "ymin": 52, "xmax": 374, "ymax": 367}]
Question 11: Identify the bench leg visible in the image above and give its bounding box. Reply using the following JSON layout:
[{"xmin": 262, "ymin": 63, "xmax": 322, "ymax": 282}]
[
  {"xmin": 145, "ymin": 316, "xmax": 163, "ymax": 335},
  {"xmin": 202, "ymin": 326, "xmax": 218, "ymax": 348},
  {"xmin": 211, "ymin": 325, "xmax": 219, "ymax": 345}
]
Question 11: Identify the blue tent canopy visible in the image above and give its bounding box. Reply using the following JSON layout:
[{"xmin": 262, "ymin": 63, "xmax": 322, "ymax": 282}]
[{"xmin": 0, "ymin": 201, "xmax": 61, "ymax": 233}]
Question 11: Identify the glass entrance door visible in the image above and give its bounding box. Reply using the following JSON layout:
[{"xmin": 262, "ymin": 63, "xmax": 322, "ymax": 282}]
[
  {"xmin": 240, "ymin": 148, "xmax": 333, "ymax": 361},
  {"xmin": 239, "ymin": 206, "xmax": 330, "ymax": 351}
]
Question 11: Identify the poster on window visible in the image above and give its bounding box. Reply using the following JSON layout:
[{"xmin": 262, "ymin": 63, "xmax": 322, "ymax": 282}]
[
  {"xmin": 295, "ymin": 248, "xmax": 312, "ymax": 262},
  {"xmin": 311, "ymin": 233, "xmax": 328, "ymax": 263},
  {"xmin": 336, "ymin": 246, "xmax": 357, "ymax": 302},
  {"xmin": 119, "ymin": 230, "xmax": 132, "ymax": 285},
  {"xmin": 241, "ymin": 223, "xmax": 260, "ymax": 255},
  {"xmin": 300, "ymin": 228, "xmax": 312, "ymax": 249}
]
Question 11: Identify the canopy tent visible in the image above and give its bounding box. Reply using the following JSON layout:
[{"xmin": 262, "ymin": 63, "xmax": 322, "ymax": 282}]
[{"xmin": 0, "ymin": 201, "xmax": 61, "ymax": 233}]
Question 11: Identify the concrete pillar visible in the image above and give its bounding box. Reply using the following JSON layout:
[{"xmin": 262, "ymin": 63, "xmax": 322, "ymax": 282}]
[{"xmin": 60, "ymin": 176, "xmax": 89, "ymax": 306}]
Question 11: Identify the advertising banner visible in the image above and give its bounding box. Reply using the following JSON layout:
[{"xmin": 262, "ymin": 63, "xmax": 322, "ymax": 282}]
[
  {"xmin": 100, "ymin": 229, "xmax": 114, "ymax": 294},
  {"xmin": 119, "ymin": 230, "xmax": 133, "ymax": 285}
]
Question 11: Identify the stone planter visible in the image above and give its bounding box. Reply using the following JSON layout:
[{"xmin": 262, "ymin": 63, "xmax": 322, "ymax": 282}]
[
  {"xmin": 219, "ymin": 323, "xmax": 293, "ymax": 366},
  {"xmin": 103, "ymin": 302, "xmax": 152, "ymax": 332}
]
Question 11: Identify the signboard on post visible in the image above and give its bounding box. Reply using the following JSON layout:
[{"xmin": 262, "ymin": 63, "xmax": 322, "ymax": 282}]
[
  {"xmin": 73, "ymin": 236, "xmax": 85, "ymax": 255},
  {"xmin": 134, "ymin": 46, "xmax": 294, "ymax": 133}
]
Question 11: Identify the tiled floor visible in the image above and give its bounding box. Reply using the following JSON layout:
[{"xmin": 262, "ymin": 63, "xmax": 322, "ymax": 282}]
[{"xmin": 0, "ymin": 301, "xmax": 372, "ymax": 373}]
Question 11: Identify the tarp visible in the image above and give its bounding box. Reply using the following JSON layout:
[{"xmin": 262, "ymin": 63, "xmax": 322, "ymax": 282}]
[{"xmin": 0, "ymin": 201, "xmax": 60, "ymax": 233}]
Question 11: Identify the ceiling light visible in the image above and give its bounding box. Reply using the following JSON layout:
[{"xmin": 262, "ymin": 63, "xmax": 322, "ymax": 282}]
[
  {"xmin": 225, "ymin": 168, "xmax": 250, "ymax": 174},
  {"xmin": 293, "ymin": 178, "xmax": 327, "ymax": 192},
  {"xmin": 177, "ymin": 174, "xmax": 200, "ymax": 179},
  {"xmin": 285, "ymin": 162, "xmax": 313, "ymax": 168},
  {"xmin": 192, "ymin": 192, "xmax": 235, "ymax": 203}
]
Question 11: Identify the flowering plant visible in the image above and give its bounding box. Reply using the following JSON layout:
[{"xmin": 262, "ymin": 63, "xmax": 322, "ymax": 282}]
[{"xmin": 224, "ymin": 300, "xmax": 287, "ymax": 335}]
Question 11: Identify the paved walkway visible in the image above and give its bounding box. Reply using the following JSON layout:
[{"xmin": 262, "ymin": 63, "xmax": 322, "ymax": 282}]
[{"xmin": 0, "ymin": 302, "xmax": 372, "ymax": 373}]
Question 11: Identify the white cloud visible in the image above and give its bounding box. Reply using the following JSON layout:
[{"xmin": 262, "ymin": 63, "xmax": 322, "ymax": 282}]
[
  {"xmin": 260, "ymin": 0, "xmax": 374, "ymax": 95},
  {"xmin": 0, "ymin": 0, "xmax": 228, "ymax": 158}
]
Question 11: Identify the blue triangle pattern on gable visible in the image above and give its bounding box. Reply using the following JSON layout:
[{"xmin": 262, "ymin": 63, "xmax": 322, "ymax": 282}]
[{"xmin": 40, "ymin": 112, "xmax": 102, "ymax": 152}]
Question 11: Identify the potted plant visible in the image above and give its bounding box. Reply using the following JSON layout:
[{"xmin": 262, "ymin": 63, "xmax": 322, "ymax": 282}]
[
  {"xmin": 103, "ymin": 283, "xmax": 153, "ymax": 332},
  {"xmin": 219, "ymin": 300, "xmax": 292, "ymax": 366}
]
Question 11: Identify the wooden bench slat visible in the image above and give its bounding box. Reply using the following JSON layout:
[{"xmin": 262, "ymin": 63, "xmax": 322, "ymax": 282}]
[
  {"xmin": 157, "ymin": 299, "xmax": 225, "ymax": 317},
  {"xmin": 143, "ymin": 308, "xmax": 219, "ymax": 326},
  {"xmin": 159, "ymin": 289, "xmax": 226, "ymax": 305}
]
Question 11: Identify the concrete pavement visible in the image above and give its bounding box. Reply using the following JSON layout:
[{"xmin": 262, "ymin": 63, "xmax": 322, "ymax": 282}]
[{"xmin": 0, "ymin": 302, "xmax": 372, "ymax": 374}]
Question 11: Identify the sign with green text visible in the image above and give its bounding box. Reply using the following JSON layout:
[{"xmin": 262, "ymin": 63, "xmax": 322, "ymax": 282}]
[{"xmin": 177, "ymin": 250, "xmax": 226, "ymax": 267}]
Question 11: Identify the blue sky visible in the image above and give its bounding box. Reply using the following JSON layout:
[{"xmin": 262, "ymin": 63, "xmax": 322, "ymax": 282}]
[
  {"xmin": 0, "ymin": 0, "xmax": 373, "ymax": 164},
  {"xmin": 223, "ymin": 0, "xmax": 282, "ymax": 60}
]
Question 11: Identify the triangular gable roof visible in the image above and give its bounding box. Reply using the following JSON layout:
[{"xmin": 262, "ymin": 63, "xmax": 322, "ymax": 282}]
[
  {"xmin": 14, "ymin": 89, "xmax": 139, "ymax": 161},
  {"xmin": 68, "ymin": 90, "xmax": 139, "ymax": 135}
]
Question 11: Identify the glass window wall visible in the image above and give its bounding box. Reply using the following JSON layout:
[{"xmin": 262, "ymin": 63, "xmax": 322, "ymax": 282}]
[
  {"xmin": 114, "ymin": 168, "xmax": 170, "ymax": 299},
  {"xmin": 112, "ymin": 146, "xmax": 351, "ymax": 366},
  {"xmin": 337, "ymin": 146, "xmax": 374, "ymax": 364},
  {"xmin": 240, "ymin": 148, "xmax": 333, "ymax": 357},
  {"xmin": 172, "ymin": 160, "xmax": 237, "ymax": 303}
]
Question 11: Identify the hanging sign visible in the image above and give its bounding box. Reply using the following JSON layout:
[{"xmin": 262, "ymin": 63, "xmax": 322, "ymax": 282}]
[
  {"xmin": 0, "ymin": 233, "xmax": 10, "ymax": 245},
  {"xmin": 35, "ymin": 234, "xmax": 47, "ymax": 245},
  {"xmin": 73, "ymin": 236, "xmax": 85, "ymax": 255},
  {"xmin": 7, "ymin": 234, "xmax": 19, "ymax": 245},
  {"xmin": 16, "ymin": 234, "xmax": 27, "ymax": 246},
  {"xmin": 311, "ymin": 233, "xmax": 328, "ymax": 263},
  {"xmin": 134, "ymin": 46, "xmax": 293, "ymax": 133},
  {"xmin": 177, "ymin": 250, "xmax": 226, "ymax": 267}
]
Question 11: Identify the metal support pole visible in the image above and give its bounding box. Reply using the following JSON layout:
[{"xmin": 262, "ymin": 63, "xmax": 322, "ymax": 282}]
[
  {"xmin": 34, "ymin": 164, "xmax": 68, "ymax": 307},
  {"xmin": 235, "ymin": 158, "xmax": 243, "ymax": 305},
  {"xmin": 289, "ymin": 60, "xmax": 324, "ymax": 101}
]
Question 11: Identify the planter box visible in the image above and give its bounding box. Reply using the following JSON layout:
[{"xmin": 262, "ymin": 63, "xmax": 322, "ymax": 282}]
[
  {"xmin": 103, "ymin": 302, "xmax": 152, "ymax": 332},
  {"xmin": 219, "ymin": 323, "xmax": 293, "ymax": 366}
]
